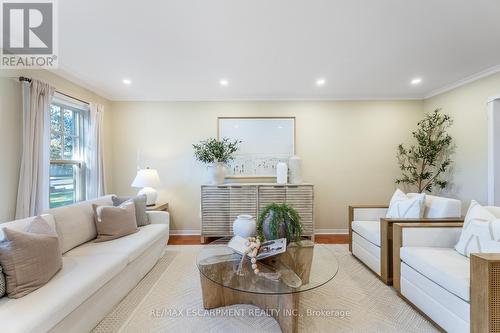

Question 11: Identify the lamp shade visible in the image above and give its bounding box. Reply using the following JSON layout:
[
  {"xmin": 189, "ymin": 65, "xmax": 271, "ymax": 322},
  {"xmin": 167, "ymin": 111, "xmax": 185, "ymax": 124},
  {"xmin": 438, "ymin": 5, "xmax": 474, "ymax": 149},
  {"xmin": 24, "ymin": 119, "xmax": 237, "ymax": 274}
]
[{"xmin": 131, "ymin": 169, "xmax": 161, "ymax": 188}]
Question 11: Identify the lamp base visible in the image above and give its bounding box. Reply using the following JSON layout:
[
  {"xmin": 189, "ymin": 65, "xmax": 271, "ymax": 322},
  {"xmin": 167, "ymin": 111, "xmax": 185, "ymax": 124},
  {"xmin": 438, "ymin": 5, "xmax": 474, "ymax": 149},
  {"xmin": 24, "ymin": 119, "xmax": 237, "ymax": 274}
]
[{"xmin": 137, "ymin": 187, "xmax": 157, "ymax": 206}]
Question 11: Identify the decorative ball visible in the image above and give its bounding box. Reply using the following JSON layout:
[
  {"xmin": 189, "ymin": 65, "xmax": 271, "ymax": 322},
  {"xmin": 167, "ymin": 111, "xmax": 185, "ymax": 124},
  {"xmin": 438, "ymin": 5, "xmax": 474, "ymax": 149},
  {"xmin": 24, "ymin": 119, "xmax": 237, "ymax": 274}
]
[
  {"xmin": 254, "ymin": 269, "xmax": 260, "ymax": 274},
  {"xmin": 251, "ymin": 258, "xmax": 256, "ymax": 264},
  {"xmin": 252, "ymin": 264, "xmax": 257, "ymax": 269}
]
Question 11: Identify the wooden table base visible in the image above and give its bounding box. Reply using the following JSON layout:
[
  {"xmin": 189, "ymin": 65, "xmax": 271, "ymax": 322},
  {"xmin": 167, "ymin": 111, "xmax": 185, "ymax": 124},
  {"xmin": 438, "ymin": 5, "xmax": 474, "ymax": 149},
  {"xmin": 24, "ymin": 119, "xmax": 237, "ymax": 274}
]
[{"xmin": 200, "ymin": 274, "xmax": 299, "ymax": 333}]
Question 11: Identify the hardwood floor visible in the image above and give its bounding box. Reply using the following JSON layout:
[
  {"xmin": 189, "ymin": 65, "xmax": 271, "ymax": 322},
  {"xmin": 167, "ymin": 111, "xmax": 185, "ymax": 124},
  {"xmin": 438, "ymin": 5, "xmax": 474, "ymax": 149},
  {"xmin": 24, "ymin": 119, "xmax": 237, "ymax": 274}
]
[
  {"xmin": 168, "ymin": 234, "xmax": 349, "ymax": 245},
  {"xmin": 314, "ymin": 234, "xmax": 349, "ymax": 244},
  {"xmin": 168, "ymin": 235, "xmax": 202, "ymax": 245}
]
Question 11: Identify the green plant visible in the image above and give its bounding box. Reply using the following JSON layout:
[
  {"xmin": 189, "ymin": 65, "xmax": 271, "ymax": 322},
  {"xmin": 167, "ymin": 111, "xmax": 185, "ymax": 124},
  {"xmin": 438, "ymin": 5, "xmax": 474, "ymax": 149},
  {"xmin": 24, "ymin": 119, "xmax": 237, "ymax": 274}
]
[
  {"xmin": 257, "ymin": 203, "xmax": 302, "ymax": 242},
  {"xmin": 396, "ymin": 109, "xmax": 454, "ymax": 193},
  {"xmin": 193, "ymin": 137, "xmax": 241, "ymax": 164}
]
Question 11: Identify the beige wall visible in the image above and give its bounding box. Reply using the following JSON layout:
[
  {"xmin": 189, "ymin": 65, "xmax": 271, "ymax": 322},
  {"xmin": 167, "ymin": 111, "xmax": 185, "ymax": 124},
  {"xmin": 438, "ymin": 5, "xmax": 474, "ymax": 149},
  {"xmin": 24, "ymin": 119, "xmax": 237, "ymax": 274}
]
[
  {"xmin": 424, "ymin": 71, "xmax": 500, "ymax": 209},
  {"xmin": 0, "ymin": 78, "xmax": 23, "ymax": 221},
  {"xmin": 2, "ymin": 69, "xmax": 498, "ymax": 231},
  {"xmin": 108, "ymin": 100, "xmax": 424, "ymax": 233},
  {"xmin": 0, "ymin": 70, "xmax": 112, "ymax": 222}
]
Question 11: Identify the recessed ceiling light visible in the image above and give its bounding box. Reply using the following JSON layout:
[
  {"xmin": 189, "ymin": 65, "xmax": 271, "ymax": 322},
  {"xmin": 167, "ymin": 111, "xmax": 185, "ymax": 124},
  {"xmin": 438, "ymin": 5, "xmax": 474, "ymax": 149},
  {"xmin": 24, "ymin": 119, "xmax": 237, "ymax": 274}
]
[
  {"xmin": 123, "ymin": 78, "xmax": 132, "ymax": 85},
  {"xmin": 411, "ymin": 78, "xmax": 422, "ymax": 85},
  {"xmin": 316, "ymin": 78, "xmax": 326, "ymax": 86},
  {"xmin": 219, "ymin": 79, "xmax": 229, "ymax": 86}
]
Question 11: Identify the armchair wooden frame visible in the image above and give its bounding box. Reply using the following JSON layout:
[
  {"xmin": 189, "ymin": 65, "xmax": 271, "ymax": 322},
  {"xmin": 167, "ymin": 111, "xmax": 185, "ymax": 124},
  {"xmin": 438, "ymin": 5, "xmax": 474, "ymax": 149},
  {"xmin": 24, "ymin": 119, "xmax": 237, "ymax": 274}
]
[
  {"xmin": 349, "ymin": 205, "xmax": 464, "ymax": 285},
  {"xmin": 392, "ymin": 222, "xmax": 500, "ymax": 333}
]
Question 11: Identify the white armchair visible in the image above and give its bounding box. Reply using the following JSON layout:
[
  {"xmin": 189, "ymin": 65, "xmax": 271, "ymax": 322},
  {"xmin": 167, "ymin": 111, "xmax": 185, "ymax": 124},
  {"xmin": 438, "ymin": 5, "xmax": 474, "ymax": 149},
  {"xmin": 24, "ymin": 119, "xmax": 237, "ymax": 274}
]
[
  {"xmin": 349, "ymin": 195, "xmax": 463, "ymax": 284},
  {"xmin": 393, "ymin": 210, "xmax": 500, "ymax": 333}
]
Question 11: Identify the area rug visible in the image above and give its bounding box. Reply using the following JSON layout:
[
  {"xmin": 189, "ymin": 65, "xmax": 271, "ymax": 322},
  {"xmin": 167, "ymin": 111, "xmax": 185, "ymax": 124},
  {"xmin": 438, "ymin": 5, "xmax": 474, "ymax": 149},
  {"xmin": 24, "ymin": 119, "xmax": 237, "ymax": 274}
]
[{"xmin": 92, "ymin": 245, "xmax": 438, "ymax": 333}]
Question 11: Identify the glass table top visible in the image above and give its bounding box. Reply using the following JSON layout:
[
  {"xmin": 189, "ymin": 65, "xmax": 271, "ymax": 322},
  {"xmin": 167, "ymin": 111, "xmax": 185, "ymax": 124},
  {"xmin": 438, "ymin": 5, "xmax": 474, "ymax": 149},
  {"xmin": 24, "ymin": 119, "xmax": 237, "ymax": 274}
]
[{"xmin": 196, "ymin": 237, "xmax": 339, "ymax": 295}]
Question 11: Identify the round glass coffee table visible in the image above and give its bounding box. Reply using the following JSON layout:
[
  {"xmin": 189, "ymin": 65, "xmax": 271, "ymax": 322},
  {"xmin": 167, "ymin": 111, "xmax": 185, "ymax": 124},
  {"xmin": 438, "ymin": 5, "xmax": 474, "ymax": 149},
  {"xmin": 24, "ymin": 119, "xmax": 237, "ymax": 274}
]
[{"xmin": 196, "ymin": 238, "xmax": 339, "ymax": 333}]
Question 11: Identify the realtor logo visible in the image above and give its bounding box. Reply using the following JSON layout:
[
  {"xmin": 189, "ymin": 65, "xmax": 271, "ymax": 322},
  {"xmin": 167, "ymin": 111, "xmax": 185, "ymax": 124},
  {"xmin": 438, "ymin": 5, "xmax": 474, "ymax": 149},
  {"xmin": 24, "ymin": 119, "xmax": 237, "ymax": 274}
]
[{"xmin": 1, "ymin": 0, "xmax": 58, "ymax": 68}]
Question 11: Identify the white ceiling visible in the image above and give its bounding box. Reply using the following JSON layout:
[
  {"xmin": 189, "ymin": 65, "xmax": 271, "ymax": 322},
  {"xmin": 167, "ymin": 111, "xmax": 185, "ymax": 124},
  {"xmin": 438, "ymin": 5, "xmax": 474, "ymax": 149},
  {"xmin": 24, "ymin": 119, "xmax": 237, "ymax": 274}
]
[{"xmin": 57, "ymin": 0, "xmax": 500, "ymax": 101}]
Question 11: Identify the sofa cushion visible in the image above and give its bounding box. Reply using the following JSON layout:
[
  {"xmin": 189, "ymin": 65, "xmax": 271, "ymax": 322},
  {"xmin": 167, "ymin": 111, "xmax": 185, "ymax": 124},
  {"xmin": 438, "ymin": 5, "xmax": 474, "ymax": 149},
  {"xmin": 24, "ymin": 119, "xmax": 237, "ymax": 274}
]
[
  {"xmin": 112, "ymin": 195, "xmax": 150, "ymax": 227},
  {"xmin": 352, "ymin": 221, "xmax": 380, "ymax": 246},
  {"xmin": 386, "ymin": 189, "xmax": 425, "ymax": 219},
  {"xmin": 0, "ymin": 218, "xmax": 62, "ymax": 299},
  {"xmin": 0, "ymin": 214, "xmax": 55, "ymax": 241},
  {"xmin": 0, "ymin": 253, "xmax": 127, "ymax": 333},
  {"xmin": 47, "ymin": 195, "xmax": 114, "ymax": 253},
  {"xmin": 408, "ymin": 193, "xmax": 462, "ymax": 218},
  {"xmin": 400, "ymin": 246, "xmax": 470, "ymax": 301},
  {"xmin": 65, "ymin": 224, "xmax": 169, "ymax": 263},
  {"xmin": 0, "ymin": 265, "xmax": 5, "ymax": 298}
]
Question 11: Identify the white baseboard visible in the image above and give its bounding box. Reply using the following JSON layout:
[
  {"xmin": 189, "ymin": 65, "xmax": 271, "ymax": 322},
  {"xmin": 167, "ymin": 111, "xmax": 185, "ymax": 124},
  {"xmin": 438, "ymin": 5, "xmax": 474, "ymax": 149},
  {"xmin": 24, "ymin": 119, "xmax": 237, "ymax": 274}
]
[
  {"xmin": 170, "ymin": 229, "xmax": 349, "ymax": 236},
  {"xmin": 314, "ymin": 229, "xmax": 348, "ymax": 235}
]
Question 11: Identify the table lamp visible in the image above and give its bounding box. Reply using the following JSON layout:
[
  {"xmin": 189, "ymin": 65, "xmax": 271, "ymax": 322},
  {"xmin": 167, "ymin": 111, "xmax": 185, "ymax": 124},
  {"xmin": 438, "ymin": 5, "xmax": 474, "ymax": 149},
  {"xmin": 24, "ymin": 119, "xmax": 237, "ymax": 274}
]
[{"xmin": 131, "ymin": 168, "xmax": 161, "ymax": 206}]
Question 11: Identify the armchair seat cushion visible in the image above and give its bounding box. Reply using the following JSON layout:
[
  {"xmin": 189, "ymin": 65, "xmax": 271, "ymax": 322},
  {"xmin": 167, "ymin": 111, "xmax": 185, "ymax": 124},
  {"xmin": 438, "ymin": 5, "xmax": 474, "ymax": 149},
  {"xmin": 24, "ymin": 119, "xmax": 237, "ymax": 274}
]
[
  {"xmin": 400, "ymin": 247, "xmax": 470, "ymax": 301},
  {"xmin": 352, "ymin": 221, "xmax": 380, "ymax": 246}
]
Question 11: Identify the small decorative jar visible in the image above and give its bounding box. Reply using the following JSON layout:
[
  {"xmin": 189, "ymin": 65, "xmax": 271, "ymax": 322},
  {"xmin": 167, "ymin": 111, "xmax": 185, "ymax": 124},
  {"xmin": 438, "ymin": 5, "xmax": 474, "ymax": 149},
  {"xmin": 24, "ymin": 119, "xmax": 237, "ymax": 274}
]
[
  {"xmin": 232, "ymin": 214, "xmax": 257, "ymax": 238},
  {"xmin": 276, "ymin": 162, "xmax": 288, "ymax": 184}
]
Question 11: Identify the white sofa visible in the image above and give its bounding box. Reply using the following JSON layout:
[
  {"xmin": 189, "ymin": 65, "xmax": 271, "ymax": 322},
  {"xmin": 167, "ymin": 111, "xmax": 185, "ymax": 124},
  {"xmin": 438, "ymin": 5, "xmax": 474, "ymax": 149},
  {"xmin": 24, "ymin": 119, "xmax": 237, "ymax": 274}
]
[
  {"xmin": 349, "ymin": 194, "xmax": 462, "ymax": 284},
  {"xmin": 392, "ymin": 206, "xmax": 500, "ymax": 333},
  {"xmin": 0, "ymin": 195, "xmax": 170, "ymax": 333}
]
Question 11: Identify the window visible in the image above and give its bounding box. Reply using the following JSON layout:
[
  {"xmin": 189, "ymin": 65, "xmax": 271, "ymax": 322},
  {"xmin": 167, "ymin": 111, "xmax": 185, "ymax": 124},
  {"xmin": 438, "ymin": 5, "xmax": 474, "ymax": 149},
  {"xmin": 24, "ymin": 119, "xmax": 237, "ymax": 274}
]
[{"xmin": 49, "ymin": 95, "xmax": 88, "ymax": 208}]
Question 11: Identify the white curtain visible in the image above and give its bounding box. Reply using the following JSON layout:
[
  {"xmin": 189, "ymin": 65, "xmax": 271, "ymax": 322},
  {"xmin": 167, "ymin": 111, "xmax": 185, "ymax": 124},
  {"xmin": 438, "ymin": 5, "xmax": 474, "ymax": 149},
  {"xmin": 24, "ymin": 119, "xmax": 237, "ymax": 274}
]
[
  {"xmin": 15, "ymin": 79, "xmax": 55, "ymax": 218},
  {"xmin": 85, "ymin": 103, "xmax": 106, "ymax": 199}
]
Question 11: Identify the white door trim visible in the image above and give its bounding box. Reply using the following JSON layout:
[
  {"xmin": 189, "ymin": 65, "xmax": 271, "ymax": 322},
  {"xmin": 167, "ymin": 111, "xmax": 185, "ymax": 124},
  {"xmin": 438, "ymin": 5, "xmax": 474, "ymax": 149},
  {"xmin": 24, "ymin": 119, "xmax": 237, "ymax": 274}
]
[{"xmin": 488, "ymin": 97, "xmax": 500, "ymax": 205}]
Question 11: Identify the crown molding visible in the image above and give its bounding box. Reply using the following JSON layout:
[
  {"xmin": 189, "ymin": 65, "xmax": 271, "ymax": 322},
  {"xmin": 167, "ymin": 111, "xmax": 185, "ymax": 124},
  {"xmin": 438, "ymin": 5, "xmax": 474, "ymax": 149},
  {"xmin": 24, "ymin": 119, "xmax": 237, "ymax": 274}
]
[
  {"xmin": 50, "ymin": 66, "xmax": 115, "ymax": 101},
  {"xmin": 424, "ymin": 64, "xmax": 500, "ymax": 100}
]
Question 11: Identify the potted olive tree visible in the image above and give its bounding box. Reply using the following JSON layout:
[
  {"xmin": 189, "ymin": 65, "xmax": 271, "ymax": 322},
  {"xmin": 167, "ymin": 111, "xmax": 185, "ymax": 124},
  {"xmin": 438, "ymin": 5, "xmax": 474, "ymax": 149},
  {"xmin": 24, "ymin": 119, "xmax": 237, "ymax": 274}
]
[
  {"xmin": 193, "ymin": 137, "xmax": 240, "ymax": 184},
  {"xmin": 396, "ymin": 109, "xmax": 454, "ymax": 193},
  {"xmin": 257, "ymin": 203, "xmax": 302, "ymax": 243}
]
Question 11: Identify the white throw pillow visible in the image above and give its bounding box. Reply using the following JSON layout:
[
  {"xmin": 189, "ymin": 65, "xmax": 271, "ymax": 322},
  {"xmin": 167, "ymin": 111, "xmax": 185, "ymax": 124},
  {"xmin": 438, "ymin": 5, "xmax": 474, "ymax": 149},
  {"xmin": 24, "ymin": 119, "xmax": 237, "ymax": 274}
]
[
  {"xmin": 386, "ymin": 189, "xmax": 425, "ymax": 219},
  {"xmin": 455, "ymin": 200, "xmax": 500, "ymax": 257}
]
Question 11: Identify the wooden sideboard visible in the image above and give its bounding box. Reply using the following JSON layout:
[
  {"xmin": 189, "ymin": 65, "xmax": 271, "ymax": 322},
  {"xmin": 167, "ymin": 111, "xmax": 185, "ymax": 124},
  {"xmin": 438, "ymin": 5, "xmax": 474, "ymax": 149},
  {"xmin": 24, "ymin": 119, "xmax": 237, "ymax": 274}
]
[{"xmin": 201, "ymin": 184, "xmax": 314, "ymax": 242}]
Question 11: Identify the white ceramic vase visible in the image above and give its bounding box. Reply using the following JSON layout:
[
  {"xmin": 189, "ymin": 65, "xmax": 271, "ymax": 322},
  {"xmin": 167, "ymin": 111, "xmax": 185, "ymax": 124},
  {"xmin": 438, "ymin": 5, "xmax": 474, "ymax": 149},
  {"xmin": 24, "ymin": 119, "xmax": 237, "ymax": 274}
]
[
  {"xmin": 232, "ymin": 214, "xmax": 257, "ymax": 238},
  {"xmin": 208, "ymin": 162, "xmax": 226, "ymax": 185},
  {"xmin": 289, "ymin": 155, "xmax": 302, "ymax": 184}
]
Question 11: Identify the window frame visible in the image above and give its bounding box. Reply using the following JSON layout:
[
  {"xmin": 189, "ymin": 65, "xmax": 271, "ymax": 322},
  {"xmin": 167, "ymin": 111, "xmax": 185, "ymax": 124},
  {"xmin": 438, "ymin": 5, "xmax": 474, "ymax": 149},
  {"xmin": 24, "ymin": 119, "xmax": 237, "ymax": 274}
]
[{"xmin": 49, "ymin": 95, "xmax": 89, "ymax": 208}]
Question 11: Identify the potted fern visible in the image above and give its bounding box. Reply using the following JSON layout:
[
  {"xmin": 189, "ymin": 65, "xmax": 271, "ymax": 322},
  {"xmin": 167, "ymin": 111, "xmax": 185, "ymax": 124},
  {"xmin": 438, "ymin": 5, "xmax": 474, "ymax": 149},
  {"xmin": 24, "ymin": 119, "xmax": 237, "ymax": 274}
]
[
  {"xmin": 193, "ymin": 137, "xmax": 240, "ymax": 184},
  {"xmin": 257, "ymin": 203, "xmax": 302, "ymax": 244}
]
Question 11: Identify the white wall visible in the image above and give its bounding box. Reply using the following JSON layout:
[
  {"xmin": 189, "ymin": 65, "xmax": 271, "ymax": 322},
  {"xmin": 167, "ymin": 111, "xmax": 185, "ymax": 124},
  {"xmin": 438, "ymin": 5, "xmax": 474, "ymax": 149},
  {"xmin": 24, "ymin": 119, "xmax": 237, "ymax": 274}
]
[
  {"xmin": 424, "ymin": 71, "xmax": 500, "ymax": 210},
  {"xmin": 108, "ymin": 100, "xmax": 424, "ymax": 233}
]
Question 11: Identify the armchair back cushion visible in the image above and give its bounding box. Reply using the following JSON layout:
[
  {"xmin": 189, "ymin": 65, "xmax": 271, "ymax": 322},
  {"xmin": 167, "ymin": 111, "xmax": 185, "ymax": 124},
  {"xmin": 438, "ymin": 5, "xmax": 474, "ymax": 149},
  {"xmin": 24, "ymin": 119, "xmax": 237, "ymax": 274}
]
[
  {"xmin": 455, "ymin": 200, "xmax": 500, "ymax": 257},
  {"xmin": 408, "ymin": 194, "xmax": 461, "ymax": 218}
]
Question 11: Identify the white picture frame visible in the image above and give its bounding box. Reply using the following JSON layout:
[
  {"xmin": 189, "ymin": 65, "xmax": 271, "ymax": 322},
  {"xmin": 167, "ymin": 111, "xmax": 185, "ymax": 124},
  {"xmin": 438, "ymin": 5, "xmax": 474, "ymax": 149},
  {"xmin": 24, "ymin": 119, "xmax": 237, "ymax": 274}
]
[{"xmin": 218, "ymin": 117, "xmax": 296, "ymax": 178}]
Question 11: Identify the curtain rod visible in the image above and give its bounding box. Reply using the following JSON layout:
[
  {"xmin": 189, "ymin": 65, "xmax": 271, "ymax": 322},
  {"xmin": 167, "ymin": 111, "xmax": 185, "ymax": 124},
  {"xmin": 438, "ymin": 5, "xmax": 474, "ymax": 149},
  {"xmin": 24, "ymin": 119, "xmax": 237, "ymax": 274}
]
[{"xmin": 19, "ymin": 76, "xmax": 90, "ymax": 105}]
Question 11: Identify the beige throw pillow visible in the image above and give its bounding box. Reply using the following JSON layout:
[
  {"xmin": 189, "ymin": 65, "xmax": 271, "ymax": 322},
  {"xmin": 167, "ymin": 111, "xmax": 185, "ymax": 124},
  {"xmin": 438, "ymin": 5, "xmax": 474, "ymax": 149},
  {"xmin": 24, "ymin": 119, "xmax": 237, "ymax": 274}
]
[
  {"xmin": 93, "ymin": 201, "xmax": 138, "ymax": 242},
  {"xmin": 0, "ymin": 217, "xmax": 62, "ymax": 299}
]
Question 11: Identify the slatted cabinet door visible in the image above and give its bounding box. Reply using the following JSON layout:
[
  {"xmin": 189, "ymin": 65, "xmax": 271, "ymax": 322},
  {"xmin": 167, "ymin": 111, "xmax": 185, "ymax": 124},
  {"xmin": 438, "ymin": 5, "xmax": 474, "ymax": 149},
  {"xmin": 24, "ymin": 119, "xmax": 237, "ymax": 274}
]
[
  {"xmin": 201, "ymin": 186, "xmax": 230, "ymax": 237},
  {"xmin": 285, "ymin": 185, "xmax": 314, "ymax": 238},
  {"xmin": 201, "ymin": 184, "xmax": 314, "ymax": 240},
  {"xmin": 228, "ymin": 186, "xmax": 258, "ymax": 235},
  {"xmin": 258, "ymin": 185, "xmax": 287, "ymax": 215}
]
